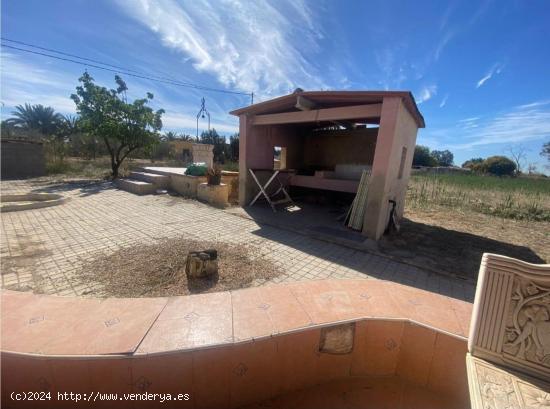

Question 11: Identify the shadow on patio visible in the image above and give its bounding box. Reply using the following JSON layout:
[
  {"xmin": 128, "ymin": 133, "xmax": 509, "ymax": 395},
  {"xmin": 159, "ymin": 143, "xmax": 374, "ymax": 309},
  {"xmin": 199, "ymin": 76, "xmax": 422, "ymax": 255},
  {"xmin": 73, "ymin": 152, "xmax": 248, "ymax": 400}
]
[
  {"xmin": 230, "ymin": 202, "xmax": 544, "ymax": 295},
  {"xmin": 31, "ymin": 179, "xmax": 114, "ymax": 197}
]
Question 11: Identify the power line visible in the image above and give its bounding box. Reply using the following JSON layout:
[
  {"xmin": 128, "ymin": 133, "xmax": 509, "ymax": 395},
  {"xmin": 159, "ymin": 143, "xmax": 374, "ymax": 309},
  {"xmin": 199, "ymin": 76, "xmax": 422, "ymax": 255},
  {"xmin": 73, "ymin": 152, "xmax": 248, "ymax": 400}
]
[
  {"xmin": 1, "ymin": 40, "xmax": 253, "ymax": 100},
  {"xmin": 2, "ymin": 37, "xmax": 147, "ymax": 75}
]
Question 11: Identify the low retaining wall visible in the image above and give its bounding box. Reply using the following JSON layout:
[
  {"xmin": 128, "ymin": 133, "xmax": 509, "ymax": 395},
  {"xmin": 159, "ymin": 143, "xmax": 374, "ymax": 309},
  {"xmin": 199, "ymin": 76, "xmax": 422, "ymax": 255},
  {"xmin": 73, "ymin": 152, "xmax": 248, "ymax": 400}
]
[
  {"xmin": 1, "ymin": 279, "xmax": 472, "ymax": 409},
  {"xmin": 170, "ymin": 174, "xmax": 207, "ymax": 197},
  {"xmin": 0, "ymin": 193, "xmax": 68, "ymax": 212}
]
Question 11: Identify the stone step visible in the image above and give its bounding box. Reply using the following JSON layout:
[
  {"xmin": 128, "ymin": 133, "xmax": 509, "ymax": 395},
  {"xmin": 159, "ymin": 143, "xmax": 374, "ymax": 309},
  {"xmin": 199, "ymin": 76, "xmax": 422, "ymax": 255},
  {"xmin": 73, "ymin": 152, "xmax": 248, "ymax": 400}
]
[
  {"xmin": 129, "ymin": 171, "xmax": 170, "ymax": 188},
  {"xmin": 115, "ymin": 178, "xmax": 157, "ymax": 195}
]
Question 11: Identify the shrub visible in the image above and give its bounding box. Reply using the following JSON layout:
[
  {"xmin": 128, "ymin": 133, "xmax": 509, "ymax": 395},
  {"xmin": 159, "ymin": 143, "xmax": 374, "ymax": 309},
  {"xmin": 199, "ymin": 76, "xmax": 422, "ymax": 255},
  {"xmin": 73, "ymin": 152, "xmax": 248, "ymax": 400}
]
[
  {"xmin": 483, "ymin": 156, "xmax": 517, "ymax": 176},
  {"xmin": 413, "ymin": 145, "xmax": 437, "ymax": 167}
]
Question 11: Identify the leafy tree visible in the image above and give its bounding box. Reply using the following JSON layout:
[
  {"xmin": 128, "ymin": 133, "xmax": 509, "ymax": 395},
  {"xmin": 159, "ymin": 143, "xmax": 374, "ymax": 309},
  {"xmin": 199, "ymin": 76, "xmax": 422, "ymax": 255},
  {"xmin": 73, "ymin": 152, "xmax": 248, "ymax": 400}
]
[
  {"xmin": 229, "ymin": 133, "xmax": 239, "ymax": 161},
  {"xmin": 413, "ymin": 145, "xmax": 437, "ymax": 167},
  {"xmin": 483, "ymin": 156, "xmax": 517, "ymax": 176},
  {"xmin": 462, "ymin": 157, "xmax": 484, "ymax": 171},
  {"xmin": 199, "ymin": 128, "xmax": 228, "ymax": 163},
  {"xmin": 6, "ymin": 103, "xmax": 63, "ymax": 137},
  {"xmin": 431, "ymin": 149, "xmax": 454, "ymax": 166},
  {"xmin": 71, "ymin": 72, "xmax": 164, "ymax": 178},
  {"xmin": 541, "ymin": 141, "xmax": 550, "ymax": 165}
]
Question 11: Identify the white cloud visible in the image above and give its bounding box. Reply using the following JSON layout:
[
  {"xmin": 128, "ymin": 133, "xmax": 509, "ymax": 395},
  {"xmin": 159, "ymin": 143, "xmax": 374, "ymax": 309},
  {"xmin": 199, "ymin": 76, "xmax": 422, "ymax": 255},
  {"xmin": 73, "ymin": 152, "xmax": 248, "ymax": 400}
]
[
  {"xmin": 434, "ymin": 30, "xmax": 455, "ymax": 61},
  {"xmin": 0, "ymin": 52, "xmax": 78, "ymax": 115},
  {"xmin": 427, "ymin": 100, "xmax": 550, "ymax": 150},
  {"xmin": 115, "ymin": 0, "xmax": 328, "ymax": 99},
  {"xmin": 476, "ymin": 63, "xmax": 504, "ymax": 88},
  {"xmin": 439, "ymin": 93, "xmax": 449, "ymax": 108},
  {"xmin": 417, "ymin": 84, "xmax": 438, "ymax": 104}
]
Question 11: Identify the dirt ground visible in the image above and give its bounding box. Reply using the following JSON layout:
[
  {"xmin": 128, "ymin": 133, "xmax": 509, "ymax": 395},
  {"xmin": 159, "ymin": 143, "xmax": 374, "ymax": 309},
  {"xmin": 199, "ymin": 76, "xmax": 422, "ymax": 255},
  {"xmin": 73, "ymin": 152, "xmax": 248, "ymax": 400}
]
[
  {"xmin": 379, "ymin": 206, "xmax": 549, "ymax": 281},
  {"xmin": 75, "ymin": 237, "xmax": 282, "ymax": 297}
]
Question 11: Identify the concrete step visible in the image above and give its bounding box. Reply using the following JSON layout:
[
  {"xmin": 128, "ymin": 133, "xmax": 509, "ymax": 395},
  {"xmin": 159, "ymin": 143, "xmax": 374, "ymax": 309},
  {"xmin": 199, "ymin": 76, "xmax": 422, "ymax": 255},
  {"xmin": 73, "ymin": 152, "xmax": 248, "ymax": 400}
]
[
  {"xmin": 129, "ymin": 171, "xmax": 170, "ymax": 188},
  {"xmin": 115, "ymin": 178, "xmax": 157, "ymax": 195}
]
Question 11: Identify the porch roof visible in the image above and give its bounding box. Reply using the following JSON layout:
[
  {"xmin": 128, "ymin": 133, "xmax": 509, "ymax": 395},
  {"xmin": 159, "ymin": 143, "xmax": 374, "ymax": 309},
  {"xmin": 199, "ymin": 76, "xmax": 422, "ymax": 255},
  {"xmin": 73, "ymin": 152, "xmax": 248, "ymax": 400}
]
[{"xmin": 230, "ymin": 90, "xmax": 425, "ymax": 128}]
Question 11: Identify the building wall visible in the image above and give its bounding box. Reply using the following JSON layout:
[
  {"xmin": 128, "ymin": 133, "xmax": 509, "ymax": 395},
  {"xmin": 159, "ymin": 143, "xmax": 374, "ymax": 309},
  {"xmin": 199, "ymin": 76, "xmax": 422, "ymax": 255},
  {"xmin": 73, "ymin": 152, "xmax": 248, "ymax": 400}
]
[
  {"xmin": 362, "ymin": 98, "xmax": 419, "ymax": 239},
  {"xmin": 1, "ymin": 140, "xmax": 46, "ymax": 179},
  {"xmin": 303, "ymin": 128, "xmax": 377, "ymax": 170},
  {"xmin": 239, "ymin": 122, "xmax": 302, "ymax": 205},
  {"xmin": 385, "ymin": 102, "xmax": 420, "ymax": 219}
]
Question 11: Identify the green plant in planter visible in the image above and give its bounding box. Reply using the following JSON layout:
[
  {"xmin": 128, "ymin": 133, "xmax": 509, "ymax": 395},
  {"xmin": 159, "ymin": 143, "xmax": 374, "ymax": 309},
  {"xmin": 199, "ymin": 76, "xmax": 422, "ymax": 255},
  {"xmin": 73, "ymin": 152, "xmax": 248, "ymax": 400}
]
[{"xmin": 207, "ymin": 164, "xmax": 222, "ymax": 185}]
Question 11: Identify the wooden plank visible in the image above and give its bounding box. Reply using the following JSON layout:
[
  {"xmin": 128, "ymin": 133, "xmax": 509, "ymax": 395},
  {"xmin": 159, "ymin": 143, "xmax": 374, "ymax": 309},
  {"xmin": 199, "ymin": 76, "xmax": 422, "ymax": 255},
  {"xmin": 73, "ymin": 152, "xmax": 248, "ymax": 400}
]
[
  {"xmin": 348, "ymin": 170, "xmax": 371, "ymax": 230},
  {"xmin": 251, "ymin": 103, "xmax": 382, "ymax": 126}
]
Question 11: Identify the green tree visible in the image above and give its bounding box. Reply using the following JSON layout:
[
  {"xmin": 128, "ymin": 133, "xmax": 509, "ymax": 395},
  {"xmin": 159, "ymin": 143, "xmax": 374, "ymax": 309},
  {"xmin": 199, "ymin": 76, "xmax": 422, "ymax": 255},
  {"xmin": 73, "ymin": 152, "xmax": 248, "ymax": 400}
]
[
  {"xmin": 413, "ymin": 145, "xmax": 437, "ymax": 167},
  {"xmin": 200, "ymin": 128, "xmax": 228, "ymax": 163},
  {"xmin": 71, "ymin": 72, "xmax": 164, "ymax": 178},
  {"xmin": 431, "ymin": 149, "xmax": 454, "ymax": 166},
  {"xmin": 462, "ymin": 158, "xmax": 484, "ymax": 172},
  {"xmin": 229, "ymin": 133, "xmax": 239, "ymax": 161},
  {"xmin": 483, "ymin": 156, "xmax": 517, "ymax": 176},
  {"xmin": 6, "ymin": 103, "xmax": 63, "ymax": 137},
  {"xmin": 541, "ymin": 141, "xmax": 550, "ymax": 165}
]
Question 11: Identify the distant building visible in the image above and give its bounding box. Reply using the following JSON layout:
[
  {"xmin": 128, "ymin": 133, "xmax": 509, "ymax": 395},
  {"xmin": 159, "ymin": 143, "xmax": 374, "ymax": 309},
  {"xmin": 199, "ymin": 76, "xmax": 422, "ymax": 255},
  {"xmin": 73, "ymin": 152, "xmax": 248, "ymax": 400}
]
[{"xmin": 1, "ymin": 138, "xmax": 46, "ymax": 179}]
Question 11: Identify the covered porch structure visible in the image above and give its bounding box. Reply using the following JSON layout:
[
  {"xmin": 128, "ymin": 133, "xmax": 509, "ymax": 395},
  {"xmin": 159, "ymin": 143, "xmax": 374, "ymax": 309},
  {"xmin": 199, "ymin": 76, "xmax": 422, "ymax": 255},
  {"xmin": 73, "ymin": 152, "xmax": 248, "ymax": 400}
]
[{"xmin": 230, "ymin": 91, "xmax": 425, "ymax": 240}]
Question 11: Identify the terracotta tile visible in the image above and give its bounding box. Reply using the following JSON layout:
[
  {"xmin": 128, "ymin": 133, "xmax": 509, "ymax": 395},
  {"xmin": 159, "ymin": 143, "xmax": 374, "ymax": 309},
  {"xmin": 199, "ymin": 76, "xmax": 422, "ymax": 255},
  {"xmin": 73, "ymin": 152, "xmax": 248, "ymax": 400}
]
[
  {"xmin": 426, "ymin": 332, "xmax": 469, "ymax": 408},
  {"xmin": 276, "ymin": 329, "xmax": 320, "ymax": 394},
  {"xmin": 344, "ymin": 376, "xmax": 404, "ymax": 409},
  {"xmin": 87, "ymin": 357, "xmax": 133, "ymax": 409},
  {"xmin": 229, "ymin": 338, "xmax": 281, "ymax": 408},
  {"xmin": 41, "ymin": 297, "xmax": 166, "ymax": 355},
  {"xmin": 131, "ymin": 353, "xmax": 194, "ymax": 409},
  {"xmin": 158, "ymin": 292, "xmax": 230, "ymax": 321},
  {"xmin": 84, "ymin": 297, "xmax": 167, "ymax": 354},
  {"xmin": 400, "ymin": 382, "xmax": 461, "ymax": 409},
  {"xmin": 342, "ymin": 280, "xmax": 408, "ymax": 319},
  {"xmin": 315, "ymin": 346, "xmax": 353, "ymax": 384},
  {"xmin": 231, "ymin": 288, "xmax": 274, "ymax": 341},
  {"xmin": 289, "ymin": 280, "xmax": 356, "ymax": 324},
  {"xmin": 260, "ymin": 285, "xmax": 313, "ymax": 333},
  {"xmin": 244, "ymin": 376, "xmax": 405, "ymax": 409},
  {"xmin": 1, "ymin": 313, "xmax": 75, "ymax": 354},
  {"xmin": 1, "ymin": 290, "xmax": 39, "ymax": 320},
  {"xmin": 48, "ymin": 358, "xmax": 92, "ymax": 409},
  {"xmin": 449, "ymin": 299, "xmax": 473, "ymax": 338},
  {"xmin": 351, "ymin": 320, "xmax": 404, "ymax": 376},
  {"xmin": 396, "ymin": 322, "xmax": 437, "ymax": 387},
  {"xmin": 1, "ymin": 353, "xmax": 55, "ymax": 409},
  {"xmin": 388, "ymin": 284, "xmax": 462, "ymax": 336},
  {"xmin": 193, "ymin": 346, "xmax": 232, "ymax": 409},
  {"xmin": 137, "ymin": 293, "xmax": 232, "ymax": 353}
]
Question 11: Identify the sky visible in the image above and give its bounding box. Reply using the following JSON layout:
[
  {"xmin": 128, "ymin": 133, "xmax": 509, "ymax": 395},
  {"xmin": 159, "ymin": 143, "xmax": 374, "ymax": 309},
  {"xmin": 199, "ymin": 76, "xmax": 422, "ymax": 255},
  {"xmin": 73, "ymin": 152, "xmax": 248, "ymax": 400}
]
[{"xmin": 1, "ymin": 0, "xmax": 550, "ymax": 171}]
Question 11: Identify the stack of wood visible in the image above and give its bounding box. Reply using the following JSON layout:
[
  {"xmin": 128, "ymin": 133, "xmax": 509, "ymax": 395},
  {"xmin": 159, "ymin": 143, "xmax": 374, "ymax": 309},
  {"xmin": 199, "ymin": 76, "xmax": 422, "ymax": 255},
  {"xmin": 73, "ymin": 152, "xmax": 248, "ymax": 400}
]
[{"xmin": 345, "ymin": 170, "xmax": 371, "ymax": 231}]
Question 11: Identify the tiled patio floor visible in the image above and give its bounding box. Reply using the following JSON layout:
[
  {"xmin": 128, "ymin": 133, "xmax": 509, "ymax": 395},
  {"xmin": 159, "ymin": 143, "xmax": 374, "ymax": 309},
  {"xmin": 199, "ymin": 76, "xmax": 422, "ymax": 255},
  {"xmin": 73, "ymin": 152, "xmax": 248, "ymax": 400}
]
[{"xmin": 0, "ymin": 179, "xmax": 475, "ymax": 301}]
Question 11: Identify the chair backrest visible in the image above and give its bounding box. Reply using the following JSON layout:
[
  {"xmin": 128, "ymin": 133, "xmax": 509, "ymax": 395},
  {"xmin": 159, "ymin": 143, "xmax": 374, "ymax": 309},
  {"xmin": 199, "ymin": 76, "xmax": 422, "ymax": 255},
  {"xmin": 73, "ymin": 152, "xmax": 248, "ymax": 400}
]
[{"xmin": 469, "ymin": 253, "xmax": 550, "ymax": 380}]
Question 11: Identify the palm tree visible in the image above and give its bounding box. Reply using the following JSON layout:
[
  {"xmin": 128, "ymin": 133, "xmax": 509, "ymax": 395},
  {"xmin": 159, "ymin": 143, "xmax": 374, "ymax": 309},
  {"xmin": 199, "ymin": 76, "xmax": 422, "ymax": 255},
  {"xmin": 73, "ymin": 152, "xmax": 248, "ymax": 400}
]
[
  {"xmin": 6, "ymin": 104, "xmax": 63, "ymax": 136},
  {"xmin": 163, "ymin": 131, "xmax": 179, "ymax": 141}
]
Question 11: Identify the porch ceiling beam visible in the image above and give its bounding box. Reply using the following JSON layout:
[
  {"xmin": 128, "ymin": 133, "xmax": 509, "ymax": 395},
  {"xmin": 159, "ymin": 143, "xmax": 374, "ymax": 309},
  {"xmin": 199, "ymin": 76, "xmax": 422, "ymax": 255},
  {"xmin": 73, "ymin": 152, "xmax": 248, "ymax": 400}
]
[
  {"xmin": 251, "ymin": 103, "xmax": 382, "ymax": 126},
  {"xmin": 295, "ymin": 96, "xmax": 354, "ymax": 129}
]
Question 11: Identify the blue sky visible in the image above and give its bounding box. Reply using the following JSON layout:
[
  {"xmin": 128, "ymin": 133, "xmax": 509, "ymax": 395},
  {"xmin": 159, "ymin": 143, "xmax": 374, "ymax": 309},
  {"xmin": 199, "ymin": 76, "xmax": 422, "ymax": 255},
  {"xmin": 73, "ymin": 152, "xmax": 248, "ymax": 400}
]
[{"xmin": 1, "ymin": 0, "xmax": 549, "ymax": 171}]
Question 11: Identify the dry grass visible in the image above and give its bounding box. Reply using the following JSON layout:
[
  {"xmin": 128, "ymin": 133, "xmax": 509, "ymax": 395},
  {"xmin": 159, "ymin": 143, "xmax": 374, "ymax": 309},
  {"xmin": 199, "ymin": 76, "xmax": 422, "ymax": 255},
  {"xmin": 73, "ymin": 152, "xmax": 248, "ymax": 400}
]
[
  {"xmin": 380, "ymin": 205, "xmax": 550, "ymax": 281},
  {"xmin": 408, "ymin": 173, "xmax": 550, "ymax": 221},
  {"xmin": 76, "ymin": 237, "xmax": 282, "ymax": 297}
]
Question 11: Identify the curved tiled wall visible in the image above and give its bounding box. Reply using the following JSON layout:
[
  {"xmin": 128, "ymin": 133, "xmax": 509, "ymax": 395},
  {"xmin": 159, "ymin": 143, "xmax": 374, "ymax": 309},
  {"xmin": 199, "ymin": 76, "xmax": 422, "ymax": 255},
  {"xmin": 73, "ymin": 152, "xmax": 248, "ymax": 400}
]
[{"xmin": 1, "ymin": 279, "xmax": 472, "ymax": 408}]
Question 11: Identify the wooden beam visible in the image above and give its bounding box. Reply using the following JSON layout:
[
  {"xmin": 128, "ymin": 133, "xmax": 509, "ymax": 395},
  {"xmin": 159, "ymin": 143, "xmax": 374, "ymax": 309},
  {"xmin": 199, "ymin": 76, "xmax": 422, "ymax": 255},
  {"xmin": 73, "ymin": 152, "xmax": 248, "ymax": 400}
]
[
  {"xmin": 295, "ymin": 95, "xmax": 317, "ymax": 111},
  {"xmin": 251, "ymin": 103, "xmax": 382, "ymax": 126},
  {"xmin": 295, "ymin": 95, "xmax": 353, "ymax": 129}
]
